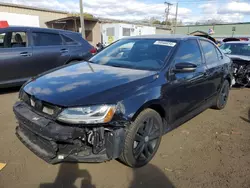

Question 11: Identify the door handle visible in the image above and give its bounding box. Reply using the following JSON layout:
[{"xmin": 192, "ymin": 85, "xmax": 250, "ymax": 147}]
[
  {"xmin": 60, "ymin": 49, "xmax": 69, "ymax": 53},
  {"xmin": 20, "ymin": 52, "xmax": 32, "ymax": 57}
]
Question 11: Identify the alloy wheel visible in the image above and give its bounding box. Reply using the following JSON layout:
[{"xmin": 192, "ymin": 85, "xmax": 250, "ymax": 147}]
[
  {"xmin": 133, "ymin": 117, "xmax": 161, "ymax": 162},
  {"xmin": 220, "ymin": 83, "xmax": 229, "ymax": 107}
]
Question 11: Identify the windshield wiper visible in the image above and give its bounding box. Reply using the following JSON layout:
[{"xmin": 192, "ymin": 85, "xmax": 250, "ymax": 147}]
[
  {"xmin": 109, "ymin": 64, "xmax": 123, "ymax": 68},
  {"xmin": 108, "ymin": 64, "xmax": 133, "ymax": 69}
]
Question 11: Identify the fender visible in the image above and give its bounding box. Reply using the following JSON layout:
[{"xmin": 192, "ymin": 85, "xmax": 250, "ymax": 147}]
[{"xmin": 115, "ymin": 82, "xmax": 170, "ymax": 131}]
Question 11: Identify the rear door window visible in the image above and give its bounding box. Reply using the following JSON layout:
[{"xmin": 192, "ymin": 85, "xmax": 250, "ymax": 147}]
[
  {"xmin": 32, "ymin": 32, "xmax": 63, "ymax": 46},
  {"xmin": 200, "ymin": 40, "xmax": 219, "ymax": 64}
]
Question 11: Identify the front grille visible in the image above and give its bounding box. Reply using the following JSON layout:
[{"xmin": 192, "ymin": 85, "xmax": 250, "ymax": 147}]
[{"xmin": 20, "ymin": 90, "xmax": 61, "ymax": 118}]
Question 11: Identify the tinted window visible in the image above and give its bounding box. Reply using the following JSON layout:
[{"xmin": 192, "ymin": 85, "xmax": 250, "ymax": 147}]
[
  {"xmin": 32, "ymin": 32, "xmax": 62, "ymax": 46},
  {"xmin": 64, "ymin": 33, "xmax": 91, "ymax": 50},
  {"xmin": 200, "ymin": 40, "xmax": 218, "ymax": 64},
  {"xmin": 90, "ymin": 39, "xmax": 176, "ymax": 71},
  {"xmin": 61, "ymin": 35, "xmax": 78, "ymax": 45},
  {"xmin": 174, "ymin": 40, "xmax": 202, "ymax": 66},
  {"xmin": 0, "ymin": 32, "xmax": 27, "ymax": 48}
]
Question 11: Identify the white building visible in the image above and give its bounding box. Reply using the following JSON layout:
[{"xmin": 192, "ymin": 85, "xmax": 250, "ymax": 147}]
[
  {"xmin": 101, "ymin": 23, "xmax": 156, "ymax": 45},
  {"xmin": 0, "ymin": 2, "xmax": 68, "ymax": 28},
  {"xmin": 0, "ymin": 12, "xmax": 39, "ymax": 27}
]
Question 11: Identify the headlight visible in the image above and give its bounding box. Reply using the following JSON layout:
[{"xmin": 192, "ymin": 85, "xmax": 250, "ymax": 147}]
[
  {"xmin": 57, "ymin": 105, "xmax": 116, "ymax": 124},
  {"xmin": 19, "ymin": 89, "xmax": 29, "ymax": 103}
]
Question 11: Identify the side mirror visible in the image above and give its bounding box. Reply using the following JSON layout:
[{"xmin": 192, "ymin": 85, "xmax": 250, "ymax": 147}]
[{"xmin": 173, "ymin": 62, "xmax": 197, "ymax": 73}]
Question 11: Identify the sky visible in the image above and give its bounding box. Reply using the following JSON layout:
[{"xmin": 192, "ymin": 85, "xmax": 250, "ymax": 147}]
[{"xmin": 1, "ymin": 0, "xmax": 250, "ymax": 24}]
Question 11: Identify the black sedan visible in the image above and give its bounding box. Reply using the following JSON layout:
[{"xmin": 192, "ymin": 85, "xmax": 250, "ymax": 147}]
[{"xmin": 14, "ymin": 35, "xmax": 233, "ymax": 167}]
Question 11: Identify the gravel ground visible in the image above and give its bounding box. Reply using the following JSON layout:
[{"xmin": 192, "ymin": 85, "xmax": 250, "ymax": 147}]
[{"xmin": 0, "ymin": 88, "xmax": 250, "ymax": 188}]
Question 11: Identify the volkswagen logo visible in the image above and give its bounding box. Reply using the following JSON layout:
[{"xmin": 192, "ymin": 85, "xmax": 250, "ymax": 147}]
[{"xmin": 35, "ymin": 100, "xmax": 43, "ymax": 110}]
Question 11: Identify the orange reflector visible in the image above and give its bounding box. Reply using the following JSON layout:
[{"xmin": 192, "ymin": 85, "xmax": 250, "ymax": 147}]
[{"xmin": 104, "ymin": 107, "xmax": 115, "ymax": 123}]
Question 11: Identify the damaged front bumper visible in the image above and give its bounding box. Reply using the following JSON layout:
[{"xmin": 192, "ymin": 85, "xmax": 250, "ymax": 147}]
[{"xmin": 13, "ymin": 101, "xmax": 125, "ymax": 164}]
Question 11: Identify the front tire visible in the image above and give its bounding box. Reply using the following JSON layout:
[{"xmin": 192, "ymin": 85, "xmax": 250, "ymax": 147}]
[
  {"xmin": 213, "ymin": 80, "xmax": 230, "ymax": 110},
  {"xmin": 120, "ymin": 109, "xmax": 163, "ymax": 168}
]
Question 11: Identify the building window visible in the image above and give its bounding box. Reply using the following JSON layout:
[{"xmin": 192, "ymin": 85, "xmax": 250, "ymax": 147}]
[
  {"xmin": 123, "ymin": 28, "xmax": 131, "ymax": 36},
  {"xmin": 106, "ymin": 27, "xmax": 115, "ymax": 36},
  {"xmin": 85, "ymin": 30, "xmax": 93, "ymax": 42}
]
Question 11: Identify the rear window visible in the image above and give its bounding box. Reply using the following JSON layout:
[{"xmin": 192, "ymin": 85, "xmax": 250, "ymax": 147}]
[
  {"xmin": 32, "ymin": 32, "xmax": 63, "ymax": 46},
  {"xmin": 64, "ymin": 33, "xmax": 92, "ymax": 50}
]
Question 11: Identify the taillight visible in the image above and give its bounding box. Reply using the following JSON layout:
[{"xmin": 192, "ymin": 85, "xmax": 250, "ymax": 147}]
[
  {"xmin": 90, "ymin": 47, "xmax": 97, "ymax": 54},
  {"xmin": 0, "ymin": 21, "xmax": 9, "ymax": 28}
]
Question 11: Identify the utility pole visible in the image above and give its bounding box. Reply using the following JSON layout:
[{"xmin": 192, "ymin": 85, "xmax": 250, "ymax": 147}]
[
  {"xmin": 164, "ymin": 1, "xmax": 173, "ymax": 27},
  {"xmin": 174, "ymin": 2, "xmax": 178, "ymax": 34},
  {"xmin": 79, "ymin": 0, "xmax": 86, "ymax": 39}
]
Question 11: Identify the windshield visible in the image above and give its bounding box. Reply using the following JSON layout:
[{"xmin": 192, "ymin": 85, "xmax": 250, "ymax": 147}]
[
  {"xmin": 220, "ymin": 43, "xmax": 250, "ymax": 56},
  {"xmin": 89, "ymin": 39, "xmax": 177, "ymax": 71}
]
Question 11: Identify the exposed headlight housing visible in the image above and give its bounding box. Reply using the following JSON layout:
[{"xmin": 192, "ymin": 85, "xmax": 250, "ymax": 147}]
[{"xmin": 57, "ymin": 105, "xmax": 116, "ymax": 124}]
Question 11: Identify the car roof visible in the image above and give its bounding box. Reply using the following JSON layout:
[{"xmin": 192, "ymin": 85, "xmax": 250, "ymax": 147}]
[
  {"xmin": 0, "ymin": 26, "xmax": 78, "ymax": 34},
  {"xmin": 123, "ymin": 34, "xmax": 201, "ymax": 41}
]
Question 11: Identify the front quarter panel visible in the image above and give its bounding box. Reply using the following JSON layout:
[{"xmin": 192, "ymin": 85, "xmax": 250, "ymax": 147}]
[{"xmin": 113, "ymin": 78, "xmax": 165, "ymax": 124}]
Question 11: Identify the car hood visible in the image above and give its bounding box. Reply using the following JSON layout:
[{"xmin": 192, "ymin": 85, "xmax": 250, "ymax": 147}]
[
  {"xmin": 23, "ymin": 62, "xmax": 157, "ymax": 107},
  {"xmin": 227, "ymin": 54, "xmax": 250, "ymax": 62}
]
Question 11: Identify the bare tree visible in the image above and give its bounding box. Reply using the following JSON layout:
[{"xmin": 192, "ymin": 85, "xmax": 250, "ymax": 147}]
[{"xmin": 203, "ymin": 19, "xmax": 225, "ymax": 25}]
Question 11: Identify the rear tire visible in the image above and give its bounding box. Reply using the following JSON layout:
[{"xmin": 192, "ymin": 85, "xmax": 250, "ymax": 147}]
[
  {"xmin": 213, "ymin": 80, "xmax": 230, "ymax": 110},
  {"xmin": 119, "ymin": 109, "xmax": 163, "ymax": 168}
]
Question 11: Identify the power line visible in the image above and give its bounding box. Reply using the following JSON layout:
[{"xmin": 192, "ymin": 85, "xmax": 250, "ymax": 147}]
[
  {"xmin": 174, "ymin": 2, "xmax": 178, "ymax": 34},
  {"xmin": 164, "ymin": 1, "xmax": 173, "ymax": 23}
]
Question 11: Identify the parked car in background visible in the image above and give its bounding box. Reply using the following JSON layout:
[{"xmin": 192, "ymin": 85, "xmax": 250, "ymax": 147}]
[
  {"xmin": 0, "ymin": 26, "xmax": 95, "ymax": 88},
  {"xmin": 222, "ymin": 37, "xmax": 240, "ymax": 43},
  {"xmin": 14, "ymin": 35, "xmax": 233, "ymax": 168},
  {"xmin": 220, "ymin": 41, "xmax": 250, "ymax": 87}
]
